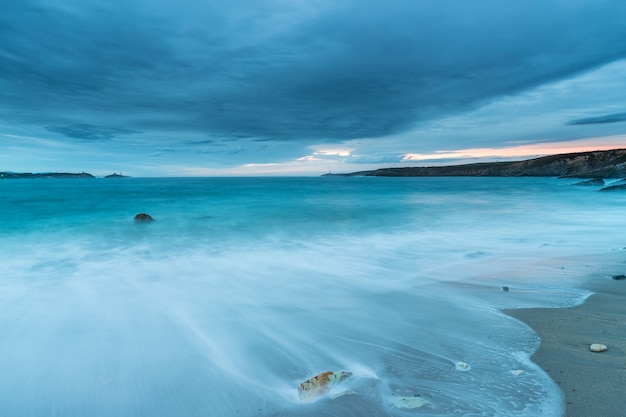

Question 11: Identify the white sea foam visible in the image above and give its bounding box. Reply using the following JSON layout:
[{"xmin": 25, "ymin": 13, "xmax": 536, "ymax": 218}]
[{"xmin": 0, "ymin": 177, "xmax": 624, "ymax": 416}]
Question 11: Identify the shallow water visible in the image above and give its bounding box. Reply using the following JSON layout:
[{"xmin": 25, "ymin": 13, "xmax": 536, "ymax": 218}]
[{"xmin": 1, "ymin": 176, "xmax": 624, "ymax": 416}]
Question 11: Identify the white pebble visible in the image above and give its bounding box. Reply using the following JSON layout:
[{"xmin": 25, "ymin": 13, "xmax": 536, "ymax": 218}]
[
  {"xmin": 455, "ymin": 361, "xmax": 470, "ymax": 371},
  {"xmin": 589, "ymin": 343, "xmax": 608, "ymax": 352}
]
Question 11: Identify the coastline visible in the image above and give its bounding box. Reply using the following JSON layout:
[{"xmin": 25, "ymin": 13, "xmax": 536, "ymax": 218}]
[{"xmin": 505, "ymin": 275, "xmax": 626, "ymax": 417}]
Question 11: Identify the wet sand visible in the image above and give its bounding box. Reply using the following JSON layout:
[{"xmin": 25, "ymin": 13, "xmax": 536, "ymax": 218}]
[{"xmin": 506, "ymin": 277, "xmax": 626, "ymax": 417}]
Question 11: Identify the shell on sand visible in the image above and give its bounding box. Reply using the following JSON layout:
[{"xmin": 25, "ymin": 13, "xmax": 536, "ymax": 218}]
[
  {"xmin": 298, "ymin": 371, "xmax": 352, "ymax": 401},
  {"xmin": 589, "ymin": 343, "xmax": 608, "ymax": 352}
]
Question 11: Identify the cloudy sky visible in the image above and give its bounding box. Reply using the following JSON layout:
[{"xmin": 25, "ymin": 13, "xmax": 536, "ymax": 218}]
[{"xmin": 2, "ymin": 0, "xmax": 626, "ymax": 176}]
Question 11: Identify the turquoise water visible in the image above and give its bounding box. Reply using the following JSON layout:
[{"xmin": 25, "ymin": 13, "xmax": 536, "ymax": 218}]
[{"xmin": 1, "ymin": 176, "xmax": 624, "ymax": 416}]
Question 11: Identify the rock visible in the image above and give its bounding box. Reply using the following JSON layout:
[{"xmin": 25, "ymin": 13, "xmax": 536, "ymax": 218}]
[
  {"xmin": 600, "ymin": 179, "xmax": 626, "ymax": 191},
  {"xmin": 134, "ymin": 213, "xmax": 155, "ymax": 223},
  {"xmin": 502, "ymin": 286, "xmax": 510, "ymax": 291},
  {"xmin": 589, "ymin": 343, "xmax": 608, "ymax": 352},
  {"xmin": 574, "ymin": 178, "xmax": 604, "ymax": 186},
  {"xmin": 612, "ymin": 275, "xmax": 626, "ymax": 280},
  {"xmin": 298, "ymin": 371, "xmax": 352, "ymax": 401},
  {"xmin": 600, "ymin": 184, "xmax": 626, "ymax": 192}
]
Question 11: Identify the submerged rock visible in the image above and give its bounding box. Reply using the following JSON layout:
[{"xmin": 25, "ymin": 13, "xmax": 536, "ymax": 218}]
[
  {"xmin": 600, "ymin": 184, "xmax": 626, "ymax": 192},
  {"xmin": 589, "ymin": 343, "xmax": 608, "ymax": 352},
  {"xmin": 574, "ymin": 178, "xmax": 604, "ymax": 186},
  {"xmin": 600, "ymin": 178, "xmax": 626, "ymax": 191},
  {"xmin": 134, "ymin": 213, "xmax": 155, "ymax": 223}
]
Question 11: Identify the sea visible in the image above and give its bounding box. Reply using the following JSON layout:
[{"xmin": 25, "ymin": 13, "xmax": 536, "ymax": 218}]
[{"xmin": 1, "ymin": 176, "xmax": 624, "ymax": 417}]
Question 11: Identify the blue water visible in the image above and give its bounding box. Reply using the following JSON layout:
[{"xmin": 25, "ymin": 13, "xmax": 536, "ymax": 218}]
[{"xmin": 1, "ymin": 176, "xmax": 624, "ymax": 416}]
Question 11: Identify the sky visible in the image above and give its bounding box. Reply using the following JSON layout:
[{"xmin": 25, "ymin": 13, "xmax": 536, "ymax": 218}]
[{"xmin": 1, "ymin": 0, "xmax": 626, "ymax": 177}]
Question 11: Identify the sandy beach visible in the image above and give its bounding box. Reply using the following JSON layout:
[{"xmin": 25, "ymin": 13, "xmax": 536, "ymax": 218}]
[{"xmin": 506, "ymin": 275, "xmax": 626, "ymax": 417}]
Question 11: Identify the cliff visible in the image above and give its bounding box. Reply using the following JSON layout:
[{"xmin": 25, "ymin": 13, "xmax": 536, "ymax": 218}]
[{"xmin": 326, "ymin": 149, "xmax": 626, "ymax": 178}]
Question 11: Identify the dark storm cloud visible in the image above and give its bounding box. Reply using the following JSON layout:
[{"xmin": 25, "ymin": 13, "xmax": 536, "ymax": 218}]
[
  {"xmin": 45, "ymin": 124, "xmax": 141, "ymax": 141},
  {"xmin": 567, "ymin": 112, "xmax": 626, "ymax": 126},
  {"xmin": 2, "ymin": 0, "xmax": 626, "ymax": 143}
]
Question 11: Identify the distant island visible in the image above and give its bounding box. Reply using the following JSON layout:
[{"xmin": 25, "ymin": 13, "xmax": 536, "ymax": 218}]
[
  {"xmin": 324, "ymin": 148, "xmax": 626, "ymax": 178},
  {"xmin": 0, "ymin": 171, "xmax": 95, "ymax": 179},
  {"xmin": 0, "ymin": 171, "xmax": 132, "ymax": 179}
]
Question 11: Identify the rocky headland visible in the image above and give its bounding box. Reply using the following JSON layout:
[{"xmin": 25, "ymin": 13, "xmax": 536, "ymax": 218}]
[
  {"xmin": 325, "ymin": 148, "xmax": 626, "ymax": 178},
  {"xmin": 0, "ymin": 171, "xmax": 95, "ymax": 179}
]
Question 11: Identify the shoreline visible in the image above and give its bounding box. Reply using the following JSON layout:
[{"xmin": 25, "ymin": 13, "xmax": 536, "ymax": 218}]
[{"xmin": 505, "ymin": 275, "xmax": 626, "ymax": 417}]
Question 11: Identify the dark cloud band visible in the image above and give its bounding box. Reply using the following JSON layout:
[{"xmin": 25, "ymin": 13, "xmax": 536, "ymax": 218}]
[
  {"xmin": 45, "ymin": 124, "xmax": 141, "ymax": 141},
  {"xmin": 567, "ymin": 112, "xmax": 626, "ymax": 126}
]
